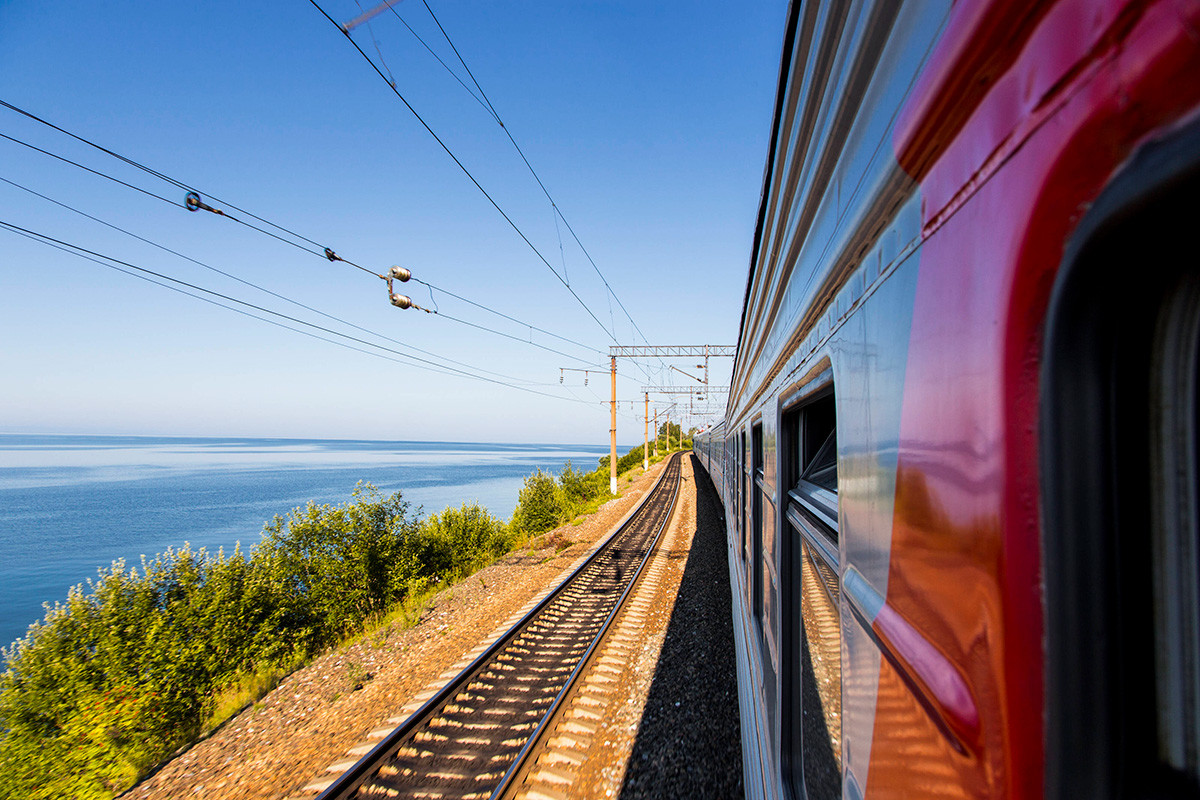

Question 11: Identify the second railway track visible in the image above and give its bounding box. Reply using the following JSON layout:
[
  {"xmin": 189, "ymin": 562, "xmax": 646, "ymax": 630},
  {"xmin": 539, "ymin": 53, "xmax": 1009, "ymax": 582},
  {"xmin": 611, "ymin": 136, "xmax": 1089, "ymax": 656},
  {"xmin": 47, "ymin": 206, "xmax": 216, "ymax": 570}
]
[{"xmin": 317, "ymin": 453, "xmax": 684, "ymax": 800}]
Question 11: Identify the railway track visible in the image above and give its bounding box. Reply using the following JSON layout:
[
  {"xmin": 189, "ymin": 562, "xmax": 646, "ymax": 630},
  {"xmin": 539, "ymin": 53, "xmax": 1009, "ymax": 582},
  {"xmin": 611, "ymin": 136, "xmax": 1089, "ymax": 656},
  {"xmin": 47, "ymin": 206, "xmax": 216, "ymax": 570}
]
[{"xmin": 316, "ymin": 453, "xmax": 683, "ymax": 800}]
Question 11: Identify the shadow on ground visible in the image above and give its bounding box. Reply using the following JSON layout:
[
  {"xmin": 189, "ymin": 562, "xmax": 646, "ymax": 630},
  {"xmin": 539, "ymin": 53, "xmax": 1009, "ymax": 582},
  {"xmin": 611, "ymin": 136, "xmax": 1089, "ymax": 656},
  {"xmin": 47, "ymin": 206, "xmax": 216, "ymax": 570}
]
[{"xmin": 620, "ymin": 454, "xmax": 743, "ymax": 799}]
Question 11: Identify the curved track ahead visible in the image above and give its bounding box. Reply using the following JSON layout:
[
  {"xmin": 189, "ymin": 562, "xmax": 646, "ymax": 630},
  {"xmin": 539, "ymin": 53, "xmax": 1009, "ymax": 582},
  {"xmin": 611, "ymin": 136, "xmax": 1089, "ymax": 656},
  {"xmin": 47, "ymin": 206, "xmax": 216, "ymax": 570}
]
[{"xmin": 318, "ymin": 454, "xmax": 683, "ymax": 800}]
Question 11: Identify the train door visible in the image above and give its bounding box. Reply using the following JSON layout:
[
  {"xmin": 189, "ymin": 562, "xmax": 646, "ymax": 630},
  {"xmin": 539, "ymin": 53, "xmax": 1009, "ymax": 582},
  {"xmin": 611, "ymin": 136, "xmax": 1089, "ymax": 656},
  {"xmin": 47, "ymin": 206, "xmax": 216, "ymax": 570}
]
[{"xmin": 780, "ymin": 385, "xmax": 841, "ymax": 799}]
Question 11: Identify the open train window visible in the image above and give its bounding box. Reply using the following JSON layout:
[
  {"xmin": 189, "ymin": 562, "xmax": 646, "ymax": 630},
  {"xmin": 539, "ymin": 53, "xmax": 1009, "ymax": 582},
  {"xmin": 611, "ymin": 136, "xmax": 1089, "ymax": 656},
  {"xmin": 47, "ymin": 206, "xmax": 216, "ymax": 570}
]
[
  {"xmin": 789, "ymin": 391, "xmax": 838, "ymax": 537},
  {"xmin": 781, "ymin": 383, "xmax": 841, "ymax": 800}
]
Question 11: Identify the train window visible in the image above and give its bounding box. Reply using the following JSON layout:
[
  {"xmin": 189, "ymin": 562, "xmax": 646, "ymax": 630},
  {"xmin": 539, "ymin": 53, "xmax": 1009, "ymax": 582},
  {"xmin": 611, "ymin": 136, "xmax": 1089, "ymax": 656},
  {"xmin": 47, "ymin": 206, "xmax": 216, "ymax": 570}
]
[
  {"xmin": 781, "ymin": 386, "xmax": 841, "ymax": 800},
  {"xmin": 742, "ymin": 431, "xmax": 750, "ymax": 566},
  {"xmin": 789, "ymin": 392, "xmax": 839, "ymax": 538},
  {"xmin": 752, "ymin": 423, "xmax": 764, "ymax": 625}
]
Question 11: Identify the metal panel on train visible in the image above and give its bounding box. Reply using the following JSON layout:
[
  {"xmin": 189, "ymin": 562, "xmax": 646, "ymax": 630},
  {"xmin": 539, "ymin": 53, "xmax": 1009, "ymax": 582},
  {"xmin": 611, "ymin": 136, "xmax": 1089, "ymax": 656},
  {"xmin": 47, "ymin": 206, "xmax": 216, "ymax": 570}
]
[{"xmin": 696, "ymin": 0, "xmax": 1200, "ymax": 798}]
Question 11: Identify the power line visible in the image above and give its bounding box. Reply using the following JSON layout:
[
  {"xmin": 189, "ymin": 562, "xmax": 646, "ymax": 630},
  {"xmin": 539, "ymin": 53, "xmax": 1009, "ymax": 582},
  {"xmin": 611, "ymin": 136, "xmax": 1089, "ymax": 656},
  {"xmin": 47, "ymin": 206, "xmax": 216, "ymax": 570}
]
[
  {"xmin": 0, "ymin": 174, "xmax": 565, "ymax": 383},
  {"xmin": 1, "ymin": 224, "xmax": 480, "ymax": 381},
  {"xmin": 0, "ymin": 131, "xmax": 177, "ymax": 206},
  {"xmin": 364, "ymin": 1, "xmax": 672, "ymax": 387},
  {"xmin": 0, "ymin": 126, "xmax": 371, "ymax": 276},
  {"xmin": 1, "ymin": 99, "xmax": 325, "ymax": 252},
  {"xmin": 0, "ymin": 100, "xmax": 385, "ymax": 278},
  {"xmin": 307, "ymin": 0, "xmax": 622, "ymax": 345},
  {"xmin": 0, "ymin": 218, "xmax": 591, "ymax": 402},
  {"xmin": 49, "ymin": 237, "xmax": 489, "ymax": 377},
  {"xmin": 429, "ymin": 308, "xmax": 602, "ymax": 365},
  {"xmin": 0, "ymin": 102, "xmax": 610, "ymax": 363}
]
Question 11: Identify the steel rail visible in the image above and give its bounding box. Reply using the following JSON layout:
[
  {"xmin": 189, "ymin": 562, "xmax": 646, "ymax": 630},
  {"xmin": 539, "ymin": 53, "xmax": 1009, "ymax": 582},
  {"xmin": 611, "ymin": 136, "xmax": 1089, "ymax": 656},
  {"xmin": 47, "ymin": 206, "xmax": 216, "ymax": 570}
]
[
  {"xmin": 316, "ymin": 454, "xmax": 683, "ymax": 800},
  {"xmin": 489, "ymin": 453, "xmax": 683, "ymax": 799}
]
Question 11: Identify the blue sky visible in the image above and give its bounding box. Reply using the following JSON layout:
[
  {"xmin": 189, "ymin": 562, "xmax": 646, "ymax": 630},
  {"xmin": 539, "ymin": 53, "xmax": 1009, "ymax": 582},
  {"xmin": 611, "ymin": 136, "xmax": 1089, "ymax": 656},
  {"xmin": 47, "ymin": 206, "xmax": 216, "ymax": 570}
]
[{"xmin": 0, "ymin": 0, "xmax": 784, "ymax": 443}]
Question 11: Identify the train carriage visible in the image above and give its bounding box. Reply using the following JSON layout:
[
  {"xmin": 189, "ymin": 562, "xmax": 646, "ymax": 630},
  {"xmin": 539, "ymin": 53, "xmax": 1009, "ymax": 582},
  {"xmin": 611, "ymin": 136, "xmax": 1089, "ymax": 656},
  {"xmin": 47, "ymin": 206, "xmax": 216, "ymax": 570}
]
[{"xmin": 693, "ymin": 1, "xmax": 1200, "ymax": 798}]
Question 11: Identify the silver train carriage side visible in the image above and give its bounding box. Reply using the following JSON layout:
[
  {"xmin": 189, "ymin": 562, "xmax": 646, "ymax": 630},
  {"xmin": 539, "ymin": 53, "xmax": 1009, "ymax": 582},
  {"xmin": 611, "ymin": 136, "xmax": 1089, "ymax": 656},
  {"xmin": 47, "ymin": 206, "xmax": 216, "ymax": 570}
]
[{"xmin": 693, "ymin": 0, "xmax": 1200, "ymax": 798}]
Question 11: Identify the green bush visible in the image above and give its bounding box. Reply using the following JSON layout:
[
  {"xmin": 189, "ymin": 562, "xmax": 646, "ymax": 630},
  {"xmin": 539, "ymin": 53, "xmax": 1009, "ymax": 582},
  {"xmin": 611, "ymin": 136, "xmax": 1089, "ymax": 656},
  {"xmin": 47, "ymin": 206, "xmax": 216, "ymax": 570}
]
[
  {"xmin": 0, "ymin": 544, "xmax": 283, "ymax": 799},
  {"xmin": 511, "ymin": 469, "xmax": 564, "ymax": 534},
  {"xmin": 557, "ymin": 461, "xmax": 610, "ymax": 516},
  {"xmin": 598, "ymin": 443, "xmax": 651, "ymax": 477},
  {"xmin": 417, "ymin": 503, "xmax": 514, "ymax": 579},
  {"xmin": 257, "ymin": 483, "xmax": 420, "ymax": 643}
]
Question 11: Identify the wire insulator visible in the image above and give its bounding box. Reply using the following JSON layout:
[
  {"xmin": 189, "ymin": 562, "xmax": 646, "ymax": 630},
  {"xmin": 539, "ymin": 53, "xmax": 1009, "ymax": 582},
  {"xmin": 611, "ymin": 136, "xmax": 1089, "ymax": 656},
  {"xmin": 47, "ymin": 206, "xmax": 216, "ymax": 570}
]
[
  {"xmin": 390, "ymin": 265, "xmax": 411, "ymax": 282},
  {"xmin": 391, "ymin": 293, "xmax": 413, "ymax": 309},
  {"xmin": 182, "ymin": 191, "xmax": 229, "ymax": 217},
  {"xmin": 325, "ymin": 247, "xmax": 341, "ymax": 261}
]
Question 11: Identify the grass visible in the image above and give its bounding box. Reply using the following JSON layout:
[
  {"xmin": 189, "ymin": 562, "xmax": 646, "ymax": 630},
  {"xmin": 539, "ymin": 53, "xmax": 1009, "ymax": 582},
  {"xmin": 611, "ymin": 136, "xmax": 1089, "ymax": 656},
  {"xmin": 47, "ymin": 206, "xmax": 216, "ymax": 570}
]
[
  {"xmin": 345, "ymin": 661, "xmax": 372, "ymax": 691},
  {"xmin": 203, "ymin": 652, "xmax": 306, "ymax": 734}
]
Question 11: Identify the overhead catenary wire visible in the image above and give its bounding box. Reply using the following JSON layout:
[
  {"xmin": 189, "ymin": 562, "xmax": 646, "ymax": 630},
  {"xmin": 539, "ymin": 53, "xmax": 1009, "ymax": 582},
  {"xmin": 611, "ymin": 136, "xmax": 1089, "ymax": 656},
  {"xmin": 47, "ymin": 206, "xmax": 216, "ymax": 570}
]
[
  {"xmin": 410, "ymin": 277, "xmax": 601, "ymax": 355},
  {"xmin": 416, "ymin": 0, "xmax": 655, "ymax": 349},
  {"xmin": 337, "ymin": 9, "xmax": 675, "ymax": 393},
  {"xmin": 307, "ymin": 0, "xmax": 622, "ymax": 346},
  {"xmin": 0, "ymin": 218, "xmax": 591, "ymax": 402},
  {"xmin": 427, "ymin": 308, "xmax": 603, "ymax": 365},
  {"xmin": 2, "ymin": 94, "xmax": 703, "ymax": 406},
  {"xmin": 0, "ymin": 99, "xmax": 327, "ymax": 252},
  {"xmin": 380, "ymin": 3, "xmax": 496, "ymax": 119},
  {"xmin": 0, "ymin": 124, "xmax": 379, "ymax": 277},
  {"xmin": 0, "ymin": 102, "xmax": 610, "ymax": 362},
  {"xmin": 0, "ymin": 131, "xmax": 177, "ymax": 206},
  {"xmin": 380, "ymin": 2, "xmax": 671, "ymax": 387}
]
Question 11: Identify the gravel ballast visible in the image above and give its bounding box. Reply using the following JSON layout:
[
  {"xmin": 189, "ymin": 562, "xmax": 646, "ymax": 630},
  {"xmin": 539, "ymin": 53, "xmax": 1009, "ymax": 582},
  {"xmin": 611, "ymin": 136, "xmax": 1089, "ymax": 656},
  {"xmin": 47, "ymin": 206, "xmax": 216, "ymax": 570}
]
[{"xmin": 618, "ymin": 456, "xmax": 743, "ymax": 799}]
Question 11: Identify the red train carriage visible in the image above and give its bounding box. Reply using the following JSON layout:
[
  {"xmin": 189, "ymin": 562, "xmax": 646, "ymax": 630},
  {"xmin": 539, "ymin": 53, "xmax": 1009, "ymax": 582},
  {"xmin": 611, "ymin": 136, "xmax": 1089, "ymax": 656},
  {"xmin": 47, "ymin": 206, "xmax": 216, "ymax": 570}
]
[{"xmin": 692, "ymin": 0, "xmax": 1200, "ymax": 797}]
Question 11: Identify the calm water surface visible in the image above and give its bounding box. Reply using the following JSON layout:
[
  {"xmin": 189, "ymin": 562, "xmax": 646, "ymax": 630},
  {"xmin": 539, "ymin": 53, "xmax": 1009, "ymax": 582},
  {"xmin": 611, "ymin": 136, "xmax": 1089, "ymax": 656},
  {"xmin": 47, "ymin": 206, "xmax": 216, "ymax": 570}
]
[{"xmin": 0, "ymin": 434, "xmax": 613, "ymax": 650}]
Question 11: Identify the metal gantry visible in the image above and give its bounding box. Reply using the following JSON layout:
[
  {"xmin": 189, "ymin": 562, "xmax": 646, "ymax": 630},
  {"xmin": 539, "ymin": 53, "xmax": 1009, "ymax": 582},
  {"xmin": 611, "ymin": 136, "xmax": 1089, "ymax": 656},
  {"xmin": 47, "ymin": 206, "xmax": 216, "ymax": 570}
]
[
  {"xmin": 608, "ymin": 345, "xmax": 736, "ymax": 358},
  {"xmin": 604, "ymin": 345, "xmax": 733, "ymax": 490},
  {"xmin": 641, "ymin": 385, "xmax": 730, "ymax": 396}
]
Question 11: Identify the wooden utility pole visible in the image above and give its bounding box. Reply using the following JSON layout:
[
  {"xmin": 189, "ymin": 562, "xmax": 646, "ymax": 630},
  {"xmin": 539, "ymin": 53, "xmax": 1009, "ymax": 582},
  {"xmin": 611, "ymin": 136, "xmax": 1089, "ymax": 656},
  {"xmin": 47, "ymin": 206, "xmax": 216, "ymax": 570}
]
[
  {"xmin": 609, "ymin": 356, "xmax": 618, "ymax": 494},
  {"xmin": 643, "ymin": 392, "xmax": 649, "ymax": 470}
]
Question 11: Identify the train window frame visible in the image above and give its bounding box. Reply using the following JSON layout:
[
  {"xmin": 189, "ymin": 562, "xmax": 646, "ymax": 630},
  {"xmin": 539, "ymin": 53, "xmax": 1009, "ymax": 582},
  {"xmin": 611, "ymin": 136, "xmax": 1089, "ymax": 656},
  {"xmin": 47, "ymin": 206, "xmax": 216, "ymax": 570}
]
[
  {"xmin": 1042, "ymin": 116, "xmax": 1200, "ymax": 800},
  {"xmin": 1041, "ymin": 113, "xmax": 1200, "ymax": 800},
  {"xmin": 752, "ymin": 420, "xmax": 765, "ymax": 626},
  {"xmin": 740, "ymin": 430, "xmax": 749, "ymax": 564},
  {"xmin": 780, "ymin": 380, "xmax": 842, "ymax": 800}
]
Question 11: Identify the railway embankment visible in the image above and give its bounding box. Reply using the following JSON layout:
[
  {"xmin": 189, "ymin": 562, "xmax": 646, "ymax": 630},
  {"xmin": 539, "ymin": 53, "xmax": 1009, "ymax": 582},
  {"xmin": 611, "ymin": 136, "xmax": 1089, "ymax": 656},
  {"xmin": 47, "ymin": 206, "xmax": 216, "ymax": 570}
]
[
  {"xmin": 118, "ymin": 453, "xmax": 742, "ymax": 799},
  {"xmin": 114, "ymin": 457, "xmax": 663, "ymax": 799}
]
